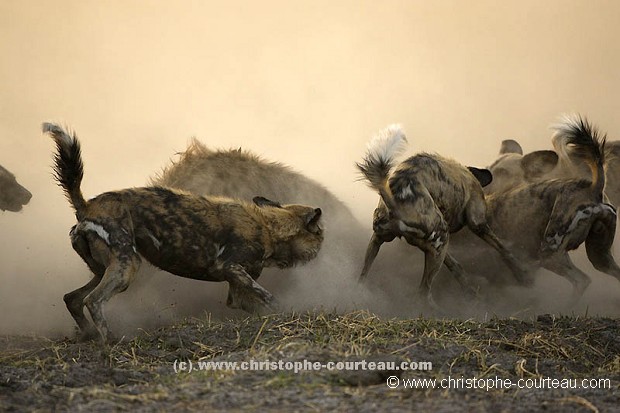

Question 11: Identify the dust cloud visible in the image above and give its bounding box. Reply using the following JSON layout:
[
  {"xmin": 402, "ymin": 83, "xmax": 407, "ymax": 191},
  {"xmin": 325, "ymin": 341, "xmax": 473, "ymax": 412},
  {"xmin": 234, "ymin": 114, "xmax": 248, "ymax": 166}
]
[{"xmin": 1, "ymin": 0, "xmax": 620, "ymax": 337}]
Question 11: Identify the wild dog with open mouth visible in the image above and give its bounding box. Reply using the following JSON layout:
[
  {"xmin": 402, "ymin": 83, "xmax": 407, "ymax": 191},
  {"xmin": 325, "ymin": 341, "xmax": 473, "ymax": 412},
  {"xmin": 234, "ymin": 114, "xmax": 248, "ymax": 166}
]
[
  {"xmin": 0, "ymin": 164, "xmax": 32, "ymax": 212},
  {"xmin": 43, "ymin": 123, "xmax": 323, "ymax": 342},
  {"xmin": 356, "ymin": 125, "xmax": 529, "ymax": 306},
  {"xmin": 484, "ymin": 115, "xmax": 620, "ymax": 302}
]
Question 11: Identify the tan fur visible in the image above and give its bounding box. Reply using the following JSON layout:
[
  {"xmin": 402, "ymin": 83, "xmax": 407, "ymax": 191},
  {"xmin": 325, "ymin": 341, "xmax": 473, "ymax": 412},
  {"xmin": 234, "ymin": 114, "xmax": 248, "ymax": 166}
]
[
  {"xmin": 151, "ymin": 139, "xmax": 364, "ymax": 232},
  {"xmin": 453, "ymin": 116, "xmax": 620, "ymax": 303},
  {"xmin": 486, "ymin": 137, "xmax": 620, "ymax": 206}
]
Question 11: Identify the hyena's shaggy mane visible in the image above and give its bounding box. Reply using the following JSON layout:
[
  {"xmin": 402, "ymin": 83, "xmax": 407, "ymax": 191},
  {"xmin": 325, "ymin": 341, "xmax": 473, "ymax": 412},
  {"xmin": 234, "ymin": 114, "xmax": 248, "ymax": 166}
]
[{"xmin": 150, "ymin": 138, "xmax": 297, "ymax": 189}]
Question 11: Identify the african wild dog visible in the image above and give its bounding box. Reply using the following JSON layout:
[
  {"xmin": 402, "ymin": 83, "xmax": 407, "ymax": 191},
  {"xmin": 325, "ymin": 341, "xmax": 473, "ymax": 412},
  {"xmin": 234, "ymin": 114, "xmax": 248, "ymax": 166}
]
[
  {"xmin": 0, "ymin": 164, "xmax": 32, "ymax": 212},
  {"xmin": 482, "ymin": 115, "xmax": 620, "ymax": 302},
  {"xmin": 356, "ymin": 125, "xmax": 529, "ymax": 306},
  {"xmin": 485, "ymin": 130, "xmax": 620, "ymax": 207},
  {"xmin": 43, "ymin": 123, "xmax": 323, "ymax": 342}
]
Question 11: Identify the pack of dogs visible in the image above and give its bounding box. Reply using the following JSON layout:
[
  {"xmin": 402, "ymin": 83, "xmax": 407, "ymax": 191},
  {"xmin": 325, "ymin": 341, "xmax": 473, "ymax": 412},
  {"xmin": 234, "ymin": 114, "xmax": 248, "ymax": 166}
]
[{"xmin": 0, "ymin": 114, "xmax": 611, "ymax": 343}]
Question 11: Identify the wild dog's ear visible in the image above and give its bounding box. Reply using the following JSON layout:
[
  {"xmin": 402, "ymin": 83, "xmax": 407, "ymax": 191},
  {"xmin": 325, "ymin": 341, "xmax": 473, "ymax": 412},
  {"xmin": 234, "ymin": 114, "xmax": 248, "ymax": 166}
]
[
  {"xmin": 499, "ymin": 139, "xmax": 523, "ymax": 155},
  {"xmin": 253, "ymin": 196, "xmax": 282, "ymax": 208},
  {"xmin": 520, "ymin": 150, "xmax": 558, "ymax": 180},
  {"xmin": 305, "ymin": 208, "xmax": 322, "ymax": 234},
  {"xmin": 468, "ymin": 167, "xmax": 493, "ymax": 187}
]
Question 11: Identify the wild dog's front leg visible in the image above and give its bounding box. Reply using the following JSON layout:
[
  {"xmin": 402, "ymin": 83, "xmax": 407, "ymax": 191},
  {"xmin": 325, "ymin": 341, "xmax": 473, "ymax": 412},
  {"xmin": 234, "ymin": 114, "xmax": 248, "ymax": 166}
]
[
  {"xmin": 471, "ymin": 224, "xmax": 531, "ymax": 286},
  {"xmin": 443, "ymin": 252, "xmax": 479, "ymax": 298},
  {"xmin": 220, "ymin": 264, "xmax": 277, "ymax": 313},
  {"xmin": 359, "ymin": 233, "xmax": 385, "ymax": 281}
]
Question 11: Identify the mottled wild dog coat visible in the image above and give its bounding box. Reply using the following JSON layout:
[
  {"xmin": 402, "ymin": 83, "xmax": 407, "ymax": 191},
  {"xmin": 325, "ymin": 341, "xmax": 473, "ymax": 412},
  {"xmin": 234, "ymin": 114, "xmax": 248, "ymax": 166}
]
[
  {"xmin": 43, "ymin": 123, "xmax": 323, "ymax": 342},
  {"xmin": 0, "ymin": 164, "xmax": 32, "ymax": 212},
  {"xmin": 356, "ymin": 125, "xmax": 528, "ymax": 306},
  {"xmin": 484, "ymin": 116, "xmax": 620, "ymax": 302}
]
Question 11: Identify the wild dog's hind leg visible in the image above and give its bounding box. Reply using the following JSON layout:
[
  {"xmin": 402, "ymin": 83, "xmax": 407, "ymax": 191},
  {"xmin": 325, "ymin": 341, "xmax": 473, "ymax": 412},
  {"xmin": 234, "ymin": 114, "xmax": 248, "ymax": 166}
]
[
  {"xmin": 80, "ymin": 220, "xmax": 141, "ymax": 342},
  {"xmin": 64, "ymin": 226, "xmax": 107, "ymax": 341},
  {"xmin": 416, "ymin": 240, "xmax": 448, "ymax": 309}
]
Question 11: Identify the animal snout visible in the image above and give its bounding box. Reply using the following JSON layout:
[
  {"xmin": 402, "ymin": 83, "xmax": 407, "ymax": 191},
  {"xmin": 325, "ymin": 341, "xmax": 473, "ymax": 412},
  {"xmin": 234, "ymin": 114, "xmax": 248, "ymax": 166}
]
[{"xmin": 19, "ymin": 187, "xmax": 32, "ymax": 205}]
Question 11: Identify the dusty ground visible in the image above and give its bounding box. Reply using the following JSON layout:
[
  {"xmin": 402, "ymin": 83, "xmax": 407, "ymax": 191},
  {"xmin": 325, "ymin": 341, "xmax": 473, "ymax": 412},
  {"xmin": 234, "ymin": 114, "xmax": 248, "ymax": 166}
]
[{"xmin": 1, "ymin": 311, "xmax": 618, "ymax": 412}]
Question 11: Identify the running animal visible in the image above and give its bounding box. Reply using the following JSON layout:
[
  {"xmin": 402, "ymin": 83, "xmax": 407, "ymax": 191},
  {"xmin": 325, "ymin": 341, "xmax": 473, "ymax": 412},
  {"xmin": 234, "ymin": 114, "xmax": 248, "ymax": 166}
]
[{"xmin": 43, "ymin": 123, "xmax": 323, "ymax": 342}]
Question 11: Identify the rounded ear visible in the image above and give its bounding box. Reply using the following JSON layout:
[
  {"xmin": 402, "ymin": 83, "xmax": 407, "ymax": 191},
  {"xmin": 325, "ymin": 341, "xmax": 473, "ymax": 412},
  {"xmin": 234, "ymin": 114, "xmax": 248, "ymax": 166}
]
[
  {"xmin": 253, "ymin": 196, "xmax": 282, "ymax": 208},
  {"xmin": 520, "ymin": 150, "xmax": 558, "ymax": 180},
  {"xmin": 499, "ymin": 139, "xmax": 523, "ymax": 155},
  {"xmin": 305, "ymin": 208, "xmax": 322, "ymax": 234},
  {"xmin": 467, "ymin": 167, "xmax": 493, "ymax": 187}
]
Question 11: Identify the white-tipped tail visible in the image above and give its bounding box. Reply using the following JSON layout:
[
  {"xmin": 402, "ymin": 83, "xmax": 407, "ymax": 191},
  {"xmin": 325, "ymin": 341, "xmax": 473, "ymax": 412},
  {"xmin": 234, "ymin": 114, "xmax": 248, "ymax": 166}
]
[
  {"xmin": 356, "ymin": 124, "xmax": 408, "ymax": 214},
  {"xmin": 42, "ymin": 122, "xmax": 74, "ymax": 148},
  {"xmin": 364, "ymin": 124, "xmax": 407, "ymax": 168}
]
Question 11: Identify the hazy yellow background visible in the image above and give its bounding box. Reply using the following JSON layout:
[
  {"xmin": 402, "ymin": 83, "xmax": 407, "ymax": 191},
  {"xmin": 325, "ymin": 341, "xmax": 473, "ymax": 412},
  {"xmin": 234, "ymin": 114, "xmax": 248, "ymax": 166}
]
[{"xmin": 2, "ymin": 0, "xmax": 620, "ymax": 334}]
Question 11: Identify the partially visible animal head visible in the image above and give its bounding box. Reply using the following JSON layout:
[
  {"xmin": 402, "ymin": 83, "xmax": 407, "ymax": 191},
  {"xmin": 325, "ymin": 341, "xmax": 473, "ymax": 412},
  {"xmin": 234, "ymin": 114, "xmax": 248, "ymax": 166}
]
[
  {"xmin": 253, "ymin": 196, "xmax": 323, "ymax": 268},
  {"xmin": 485, "ymin": 143, "xmax": 560, "ymax": 194},
  {"xmin": 485, "ymin": 116, "xmax": 620, "ymax": 198},
  {"xmin": 0, "ymin": 165, "xmax": 32, "ymax": 212},
  {"xmin": 152, "ymin": 138, "xmax": 362, "ymax": 236}
]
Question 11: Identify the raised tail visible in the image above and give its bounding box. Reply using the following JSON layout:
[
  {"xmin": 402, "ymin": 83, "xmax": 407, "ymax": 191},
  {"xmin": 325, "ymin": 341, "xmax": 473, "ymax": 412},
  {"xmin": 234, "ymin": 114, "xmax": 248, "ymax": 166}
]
[
  {"xmin": 551, "ymin": 114, "xmax": 606, "ymax": 197},
  {"xmin": 356, "ymin": 124, "xmax": 407, "ymax": 212},
  {"xmin": 42, "ymin": 122, "xmax": 87, "ymax": 220}
]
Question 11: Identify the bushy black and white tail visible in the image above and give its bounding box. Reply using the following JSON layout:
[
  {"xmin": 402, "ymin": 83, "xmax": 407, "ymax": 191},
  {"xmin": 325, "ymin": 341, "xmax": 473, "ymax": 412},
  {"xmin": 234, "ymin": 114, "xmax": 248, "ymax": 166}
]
[
  {"xmin": 356, "ymin": 124, "xmax": 407, "ymax": 212},
  {"xmin": 552, "ymin": 114, "xmax": 606, "ymax": 196},
  {"xmin": 42, "ymin": 123, "xmax": 87, "ymax": 219}
]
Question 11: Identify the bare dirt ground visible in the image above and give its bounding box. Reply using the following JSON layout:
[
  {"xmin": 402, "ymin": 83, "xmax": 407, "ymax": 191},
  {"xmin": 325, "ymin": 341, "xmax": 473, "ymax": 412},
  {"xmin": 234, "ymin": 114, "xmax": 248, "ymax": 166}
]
[{"xmin": 1, "ymin": 310, "xmax": 618, "ymax": 412}]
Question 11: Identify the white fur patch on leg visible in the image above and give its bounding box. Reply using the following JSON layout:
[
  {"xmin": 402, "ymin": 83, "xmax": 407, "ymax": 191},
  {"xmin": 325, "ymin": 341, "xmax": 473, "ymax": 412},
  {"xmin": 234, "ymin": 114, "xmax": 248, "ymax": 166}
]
[
  {"xmin": 546, "ymin": 204, "xmax": 616, "ymax": 251},
  {"xmin": 80, "ymin": 221, "xmax": 111, "ymax": 244}
]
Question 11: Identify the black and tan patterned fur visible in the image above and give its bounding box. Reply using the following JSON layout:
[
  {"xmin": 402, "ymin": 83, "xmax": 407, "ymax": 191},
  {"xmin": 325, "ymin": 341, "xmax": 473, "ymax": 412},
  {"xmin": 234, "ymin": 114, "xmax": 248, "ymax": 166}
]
[
  {"xmin": 43, "ymin": 123, "xmax": 323, "ymax": 342},
  {"xmin": 356, "ymin": 125, "xmax": 528, "ymax": 307}
]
